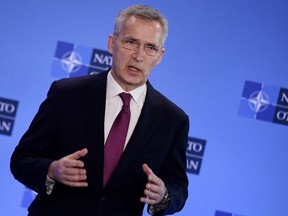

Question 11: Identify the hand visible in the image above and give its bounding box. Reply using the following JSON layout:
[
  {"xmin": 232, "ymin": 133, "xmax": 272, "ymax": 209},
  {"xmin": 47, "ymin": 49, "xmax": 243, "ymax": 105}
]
[
  {"xmin": 48, "ymin": 148, "xmax": 88, "ymax": 187},
  {"xmin": 140, "ymin": 163, "xmax": 167, "ymax": 205}
]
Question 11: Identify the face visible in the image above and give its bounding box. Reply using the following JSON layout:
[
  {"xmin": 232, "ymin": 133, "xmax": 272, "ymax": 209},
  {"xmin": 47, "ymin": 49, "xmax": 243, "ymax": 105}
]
[{"xmin": 108, "ymin": 16, "xmax": 165, "ymax": 91}]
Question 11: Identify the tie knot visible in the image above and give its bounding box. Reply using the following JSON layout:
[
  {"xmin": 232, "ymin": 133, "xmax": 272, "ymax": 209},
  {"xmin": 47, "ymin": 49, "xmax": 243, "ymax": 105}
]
[{"xmin": 119, "ymin": 93, "xmax": 132, "ymax": 106}]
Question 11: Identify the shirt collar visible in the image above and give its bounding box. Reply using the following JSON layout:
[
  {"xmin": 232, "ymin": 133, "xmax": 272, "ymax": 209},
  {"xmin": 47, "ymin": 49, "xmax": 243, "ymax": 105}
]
[{"xmin": 107, "ymin": 70, "xmax": 147, "ymax": 103}]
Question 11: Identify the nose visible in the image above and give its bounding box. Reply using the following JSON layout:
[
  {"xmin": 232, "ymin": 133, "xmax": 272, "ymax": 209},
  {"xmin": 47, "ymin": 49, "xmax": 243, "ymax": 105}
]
[{"xmin": 132, "ymin": 46, "xmax": 145, "ymax": 62}]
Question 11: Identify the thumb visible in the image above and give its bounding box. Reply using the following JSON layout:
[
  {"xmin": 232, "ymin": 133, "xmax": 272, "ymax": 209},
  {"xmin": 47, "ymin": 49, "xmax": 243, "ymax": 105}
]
[
  {"xmin": 142, "ymin": 163, "xmax": 153, "ymax": 176},
  {"xmin": 68, "ymin": 148, "xmax": 88, "ymax": 160}
]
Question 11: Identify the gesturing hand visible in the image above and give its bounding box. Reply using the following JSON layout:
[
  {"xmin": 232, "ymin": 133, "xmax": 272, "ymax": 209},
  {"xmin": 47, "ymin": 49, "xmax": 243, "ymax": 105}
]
[
  {"xmin": 48, "ymin": 148, "xmax": 88, "ymax": 187},
  {"xmin": 140, "ymin": 163, "xmax": 167, "ymax": 205}
]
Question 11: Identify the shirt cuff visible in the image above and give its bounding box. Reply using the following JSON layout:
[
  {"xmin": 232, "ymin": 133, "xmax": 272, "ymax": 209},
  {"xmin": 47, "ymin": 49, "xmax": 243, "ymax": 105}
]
[{"xmin": 45, "ymin": 175, "xmax": 55, "ymax": 195}]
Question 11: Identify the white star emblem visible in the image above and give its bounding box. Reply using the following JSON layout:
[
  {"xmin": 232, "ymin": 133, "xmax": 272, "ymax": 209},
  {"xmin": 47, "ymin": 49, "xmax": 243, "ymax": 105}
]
[
  {"xmin": 60, "ymin": 51, "xmax": 82, "ymax": 74},
  {"xmin": 248, "ymin": 90, "xmax": 269, "ymax": 113}
]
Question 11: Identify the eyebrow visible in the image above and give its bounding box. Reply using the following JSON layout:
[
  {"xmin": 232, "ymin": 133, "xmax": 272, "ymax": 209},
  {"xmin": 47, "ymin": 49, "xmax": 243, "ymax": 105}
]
[{"xmin": 124, "ymin": 36, "xmax": 159, "ymax": 48}]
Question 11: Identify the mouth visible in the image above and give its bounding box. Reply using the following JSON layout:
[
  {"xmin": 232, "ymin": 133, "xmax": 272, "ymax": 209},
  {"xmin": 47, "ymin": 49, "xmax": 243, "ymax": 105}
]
[{"xmin": 127, "ymin": 65, "xmax": 142, "ymax": 72}]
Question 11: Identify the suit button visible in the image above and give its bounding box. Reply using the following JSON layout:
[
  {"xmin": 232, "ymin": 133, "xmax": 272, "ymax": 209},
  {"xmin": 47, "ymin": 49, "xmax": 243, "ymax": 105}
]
[{"xmin": 99, "ymin": 195, "xmax": 106, "ymax": 201}]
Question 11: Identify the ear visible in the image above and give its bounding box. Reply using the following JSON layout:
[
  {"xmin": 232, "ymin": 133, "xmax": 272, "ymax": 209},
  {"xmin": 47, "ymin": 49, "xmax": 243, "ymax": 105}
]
[
  {"xmin": 107, "ymin": 34, "xmax": 114, "ymax": 54},
  {"xmin": 156, "ymin": 48, "xmax": 165, "ymax": 65}
]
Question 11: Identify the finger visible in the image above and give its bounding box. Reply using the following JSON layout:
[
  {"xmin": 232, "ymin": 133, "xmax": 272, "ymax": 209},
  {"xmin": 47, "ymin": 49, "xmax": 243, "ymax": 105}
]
[
  {"xmin": 67, "ymin": 148, "xmax": 88, "ymax": 160},
  {"xmin": 63, "ymin": 170, "xmax": 87, "ymax": 181},
  {"xmin": 142, "ymin": 163, "xmax": 153, "ymax": 176},
  {"xmin": 141, "ymin": 186, "xmax": 165, "ymax": 205},
  {"xmin": 60, "ymin": 167, "xmax": 88, "ymax": 187},
  {"xmin": 144, "ymin": 188, "xmax": 158, "ymax": 200},
  {"xmin": 62, "ymin": 166, "xmax": 87, "ymax": 176},
  {"xmin": 62, "ymin": 148, "xmax": 88, "ymax": 168},
  {"xmin": 62, "ymin": 179, "xmax": 88, "ymax": 187},
  {"xmin": 145, "ymin": 182, "xmax": 160, "ymax": 194},
  {"xmin": 62, "ymin": 159, "xmax": 85, "ymax": 168},
  {"xmin": 140, "ymin": 196, "xmax": 157, "ymax": 205},
  {"xmin": 142, "ymin": 163, "xmax": 155, "ymax": 182},
  {"xmin": 142, "ymin": 163, "xmax": 161, "ymax": 185}
]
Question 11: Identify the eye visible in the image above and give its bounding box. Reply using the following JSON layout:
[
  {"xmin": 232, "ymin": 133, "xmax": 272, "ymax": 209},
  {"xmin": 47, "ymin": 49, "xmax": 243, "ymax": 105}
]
[
  {"xmin": 145, "ymin": 45, "xmax": 158, "ymax": 51},
  {"xmin": 124, "ymin": 39, "xmax": 137, "ymax": 46}
]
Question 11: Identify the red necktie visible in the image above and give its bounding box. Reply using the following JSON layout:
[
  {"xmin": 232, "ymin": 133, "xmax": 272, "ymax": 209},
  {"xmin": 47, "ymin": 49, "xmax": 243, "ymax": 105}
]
[{"xmin": 103, "ymin": 93, "xmax": 132, "ymax": 187}]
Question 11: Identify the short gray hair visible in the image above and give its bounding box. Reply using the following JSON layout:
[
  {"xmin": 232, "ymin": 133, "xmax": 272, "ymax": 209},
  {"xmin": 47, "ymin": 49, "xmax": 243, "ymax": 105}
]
[{"xmin": 113, "ymin": 4, "xmax": 168, "ymax": 47}]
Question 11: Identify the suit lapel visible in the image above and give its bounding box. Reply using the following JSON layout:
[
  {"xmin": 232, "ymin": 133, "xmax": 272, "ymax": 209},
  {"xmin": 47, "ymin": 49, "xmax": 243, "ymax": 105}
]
[{"xmin": 81, "ymin": 72, "xmax": 107, "ymax": 185}]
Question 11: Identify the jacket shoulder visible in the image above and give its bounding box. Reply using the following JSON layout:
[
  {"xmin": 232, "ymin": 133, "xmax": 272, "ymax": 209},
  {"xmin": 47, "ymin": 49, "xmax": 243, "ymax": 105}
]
[
  {"xmin": 54, "ymin": 72, "xmax": 107, "ymax": 90},
  {"xmin": 148, "ymin": 84, "xmax": 188, "ymax": 120}
]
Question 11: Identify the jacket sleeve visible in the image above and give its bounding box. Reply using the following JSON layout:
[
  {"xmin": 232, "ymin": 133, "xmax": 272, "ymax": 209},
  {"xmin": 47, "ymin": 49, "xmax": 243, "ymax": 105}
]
[
  {"xmin": 10, "ymin": 81, "xmax": 61, "ymax": 194},
  {"xmin": 149, "ymin": 113, "xmax": 189, "ymax": 215}
]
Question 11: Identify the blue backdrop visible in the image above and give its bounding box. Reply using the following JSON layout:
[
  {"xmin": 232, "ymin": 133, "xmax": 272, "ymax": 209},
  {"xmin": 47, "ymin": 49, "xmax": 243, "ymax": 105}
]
[{"xmin": 1, "ymin": 0, "xmax": 288, "ymax": 215}]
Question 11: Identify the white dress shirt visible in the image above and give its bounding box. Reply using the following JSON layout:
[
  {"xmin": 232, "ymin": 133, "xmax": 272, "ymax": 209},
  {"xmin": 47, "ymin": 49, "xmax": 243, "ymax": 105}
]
[{"xmin": 105, "ymin": 71, "xmax": 147, "ymax": 148}]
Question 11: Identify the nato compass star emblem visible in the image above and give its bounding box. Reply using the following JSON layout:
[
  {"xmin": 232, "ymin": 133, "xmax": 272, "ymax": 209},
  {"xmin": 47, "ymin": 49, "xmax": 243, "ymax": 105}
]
[
  {"xmin": 60, "ymin": 51, "xmax": 83, "ymax": 74},
  {"xmin": 248, "ymin": 90, "xmax": 270, "ymax": 113},
  {"xmin": 239, "ymin": 80, "xmax": 288, "ymax": 125}
]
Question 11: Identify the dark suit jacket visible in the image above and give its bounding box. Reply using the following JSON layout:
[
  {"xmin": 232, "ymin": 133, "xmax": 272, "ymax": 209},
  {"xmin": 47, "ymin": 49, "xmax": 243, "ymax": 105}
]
[{"xmin": 10, "ymin": 71, "xmax": 189, "ymax": 216}]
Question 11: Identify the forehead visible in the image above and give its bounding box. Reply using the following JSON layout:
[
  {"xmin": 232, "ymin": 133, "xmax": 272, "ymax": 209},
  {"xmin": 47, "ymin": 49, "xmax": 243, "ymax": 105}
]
[{"xmin": 121, "ymin": 16, "xmax": 163, "ymax": 45}]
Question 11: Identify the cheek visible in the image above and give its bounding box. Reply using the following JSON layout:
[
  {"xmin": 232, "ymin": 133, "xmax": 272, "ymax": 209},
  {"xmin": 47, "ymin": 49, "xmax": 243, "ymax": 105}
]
[
  {"xmin": 114, "ymin": 51, "xmax": 131, "ymax": 67},
  {"xmin": 147, "ymin": 60, "xmax": 158, "ymax": 71},
  {"xmin": 112, "ymin": 55, "xmax": 123, "ymax": 71}
]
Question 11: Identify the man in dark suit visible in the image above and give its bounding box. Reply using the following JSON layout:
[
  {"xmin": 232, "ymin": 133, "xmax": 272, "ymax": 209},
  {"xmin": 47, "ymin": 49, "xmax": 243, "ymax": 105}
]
[{"xmin": 10, "ymin": 4, "xmax": 189, "ymax": 216}]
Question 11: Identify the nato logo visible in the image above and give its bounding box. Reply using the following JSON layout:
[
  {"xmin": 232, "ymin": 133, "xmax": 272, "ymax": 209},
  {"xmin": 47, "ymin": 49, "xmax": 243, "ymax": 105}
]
[
  {"xmin": 0, "ymin": 97, "xmax": 19, "ymax": 136},
  {"xmin": 186, "ymin": 137, "xmax": 206, "ymax": 175},
  {"xmin": 52, "ymin": 41, "xmax": 112, "ymax": 78},
  {"xmin": 215, "ymin": 210, "xmax": 247, "ymax": 216},
  {"xmin": 239, "ymin": 80, "xmax": 288, "ymax": 126}
]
